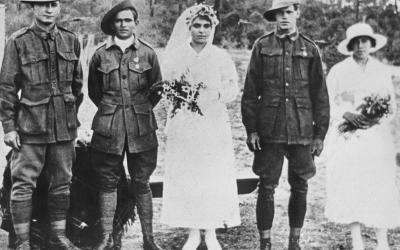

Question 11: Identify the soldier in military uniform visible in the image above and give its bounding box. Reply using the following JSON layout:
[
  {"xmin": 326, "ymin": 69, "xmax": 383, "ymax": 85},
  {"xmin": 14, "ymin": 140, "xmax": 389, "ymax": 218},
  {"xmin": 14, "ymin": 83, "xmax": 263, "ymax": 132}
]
[
  {"xmin": 241, "ymin": 1, "xmax": 330, "ymax": 249},
  {"xmin": 87, "ymin": 1, "xmax": 162, "ymax": 249},
  {"xmin": 0, "ymin": 0, "xmax": 83, "ymax": 249}
]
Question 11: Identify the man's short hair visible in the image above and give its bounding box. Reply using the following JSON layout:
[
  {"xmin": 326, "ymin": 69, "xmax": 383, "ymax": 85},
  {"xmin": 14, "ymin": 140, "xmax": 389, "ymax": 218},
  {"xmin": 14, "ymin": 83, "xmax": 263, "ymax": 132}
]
[{"xmin": 114, "ymin": 7, "xmax": 139, "ymax": 24}]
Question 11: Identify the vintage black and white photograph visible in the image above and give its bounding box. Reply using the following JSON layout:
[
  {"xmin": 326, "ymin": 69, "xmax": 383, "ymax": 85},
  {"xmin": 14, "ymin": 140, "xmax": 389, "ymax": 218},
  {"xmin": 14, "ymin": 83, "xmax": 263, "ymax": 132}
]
[{"xmin": 0, "ymin": 0, "xmax": 400, "ymax": 249}]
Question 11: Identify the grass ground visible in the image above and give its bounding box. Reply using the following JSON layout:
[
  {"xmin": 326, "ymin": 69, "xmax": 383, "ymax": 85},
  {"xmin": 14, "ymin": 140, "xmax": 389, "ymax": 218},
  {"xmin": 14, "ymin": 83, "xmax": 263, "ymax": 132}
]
[{"xmin": 0, "ymin": 49, "xmax": 400, "ymax": 249}]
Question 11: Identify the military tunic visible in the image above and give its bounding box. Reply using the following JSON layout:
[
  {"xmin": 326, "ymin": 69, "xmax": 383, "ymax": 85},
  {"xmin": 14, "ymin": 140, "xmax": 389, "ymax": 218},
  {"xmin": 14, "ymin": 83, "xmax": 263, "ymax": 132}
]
[{"xmin": 88, "ymin": 38, "xmax": 162, "ymax": 155}]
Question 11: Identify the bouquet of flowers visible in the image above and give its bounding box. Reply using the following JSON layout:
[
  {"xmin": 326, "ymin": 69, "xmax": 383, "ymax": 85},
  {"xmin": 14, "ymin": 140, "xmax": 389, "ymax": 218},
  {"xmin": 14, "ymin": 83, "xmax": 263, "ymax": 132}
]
[
  {"xmin": 155, "ymin": 72, "xmax": 206, "ymax": 118},
  {"xmin": 338, "ymin": 94, "xmax": 392, "ymax": 133}
]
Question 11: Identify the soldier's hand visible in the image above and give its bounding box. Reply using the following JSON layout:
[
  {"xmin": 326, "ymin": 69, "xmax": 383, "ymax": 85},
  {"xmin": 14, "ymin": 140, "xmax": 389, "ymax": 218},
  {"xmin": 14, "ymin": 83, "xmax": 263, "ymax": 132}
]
[
  {"xmin": 246, "ymin": 132, "xmax": 261, "ymax": 152},
  {"xmin": 311, "ymin": 138, "xmax": 323, "ymax": 157},
  {"xmin": 4, "ymin": 131, "xmax": 21, "ymax": 150}
]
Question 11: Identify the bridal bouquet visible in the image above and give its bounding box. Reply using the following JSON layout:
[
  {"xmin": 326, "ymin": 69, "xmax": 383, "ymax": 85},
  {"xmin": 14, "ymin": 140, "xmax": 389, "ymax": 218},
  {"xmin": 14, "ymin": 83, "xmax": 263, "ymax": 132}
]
[
  {"xmin": 156, "ymin": 72, "xmax": 206, "ymax": 118},
  {"xmin": 338, "ymin": 94, "xmax": 392, "ymax": 133}
]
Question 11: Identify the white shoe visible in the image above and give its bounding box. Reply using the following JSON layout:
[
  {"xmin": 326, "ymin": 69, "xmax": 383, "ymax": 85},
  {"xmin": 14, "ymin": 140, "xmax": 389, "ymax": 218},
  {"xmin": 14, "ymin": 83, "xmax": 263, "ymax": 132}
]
[
  {"xmin": 182, "ymin": 229, "xmax": 201, "ymax": 250},
  {"xmin": 204, "ymin": 230, "xmax": 222, "ymax": 250}
]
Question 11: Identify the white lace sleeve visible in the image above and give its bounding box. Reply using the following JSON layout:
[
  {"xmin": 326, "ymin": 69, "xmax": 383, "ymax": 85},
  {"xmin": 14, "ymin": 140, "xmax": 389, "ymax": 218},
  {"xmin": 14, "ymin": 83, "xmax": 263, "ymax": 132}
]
[{"xmin": 218, "ymin": 50, "xmax": 239, "ymax": 103}]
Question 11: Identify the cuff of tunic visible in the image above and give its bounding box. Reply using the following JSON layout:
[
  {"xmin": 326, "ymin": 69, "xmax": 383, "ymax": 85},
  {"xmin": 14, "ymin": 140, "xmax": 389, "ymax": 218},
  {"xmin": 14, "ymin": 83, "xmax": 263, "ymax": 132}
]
[
  {"xmin": 313, "ymin": 132, "xmax": 326, "ymax": 141},
  {"xmin": 2, "ymin": 119, "xmax": 16, "ymax": 134},
  {"xmin": 246, "ymin": 127, "xmax": 257, "ymax": 136}
]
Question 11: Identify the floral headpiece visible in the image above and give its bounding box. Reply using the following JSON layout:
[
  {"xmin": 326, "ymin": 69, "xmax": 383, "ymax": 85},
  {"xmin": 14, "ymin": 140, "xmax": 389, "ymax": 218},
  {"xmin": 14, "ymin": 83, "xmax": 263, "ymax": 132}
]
[{"xmin": 185, "ymin": 4, "xmax": 219, "ymax": 26}]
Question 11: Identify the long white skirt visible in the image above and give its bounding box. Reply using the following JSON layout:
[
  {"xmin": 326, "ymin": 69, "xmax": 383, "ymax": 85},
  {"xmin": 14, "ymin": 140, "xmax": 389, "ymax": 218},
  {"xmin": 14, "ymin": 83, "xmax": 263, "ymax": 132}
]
[
  {"xmin": 160, "ymin": 106, "xmax": 241, "ymax": 229},
  {"xmin": 325, "ymin": 124, "xmax": 400, "ymax": 228}
]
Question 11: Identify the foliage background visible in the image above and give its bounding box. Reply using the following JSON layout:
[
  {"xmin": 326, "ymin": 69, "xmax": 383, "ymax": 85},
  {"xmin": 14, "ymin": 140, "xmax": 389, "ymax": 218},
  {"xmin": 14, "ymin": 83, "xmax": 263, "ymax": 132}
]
[{"xmin": 2, "ymin": 0, "xmax": 400, "ymax": 69}]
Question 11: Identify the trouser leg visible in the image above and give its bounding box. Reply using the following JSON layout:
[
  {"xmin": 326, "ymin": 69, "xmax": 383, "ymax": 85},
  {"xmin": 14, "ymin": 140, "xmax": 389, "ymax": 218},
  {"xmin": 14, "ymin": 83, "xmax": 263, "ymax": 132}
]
[
  {"xmin": 91, "ymin": 148, "xmax": 123, "ymax": 249},
  {"xmin": 286, "ymin": 144, "xmax": 315, "ymax": 229},
  {"xmin": 10, "ymin": 144, "xmax": 46, "ymax": 248},
  {"xmin": 127, "ymin": 148, "xmax": 162, "ymax": 250},
  {"xmin": 253, "ymin": 143, "xmax": 285, "ymax": 250},
  {"xmin": 45, "ymin": 141, "xmax": 78, "ymax": 249},
  {"xmin": 253, "ymin": 143, "xmax": 285, "ymax": 232},
  {"xmin": 286, "ymin": 144, "xmax": 316, "ymax": 250}
]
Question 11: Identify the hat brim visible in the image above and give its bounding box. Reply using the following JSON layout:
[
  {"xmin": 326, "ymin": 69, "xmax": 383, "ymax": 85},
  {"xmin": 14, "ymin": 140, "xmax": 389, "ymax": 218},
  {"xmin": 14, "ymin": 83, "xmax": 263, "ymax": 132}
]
[
  {"xmin": 101, "ymin": 0, "xmax": 137, "ymax": 36},
  {"xmin": 263, "ymin": 7, "xmax": 287, "ymax": 22},
  {"xmin": 337, "ymin": 34, "xmax": 387, "ymax": 55},
  {"xmin": 263, "ymin": 2, "xmax": 299, "ymax": 22}
]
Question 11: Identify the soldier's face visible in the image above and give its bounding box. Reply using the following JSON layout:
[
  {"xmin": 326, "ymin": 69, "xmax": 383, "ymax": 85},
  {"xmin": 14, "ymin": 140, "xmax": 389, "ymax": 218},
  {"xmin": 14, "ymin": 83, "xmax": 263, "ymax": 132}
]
[
  {"xmin": 190, "ymin": 17, "xmax": 212, "ymax": 45},
  {"xmin": 275, "ymin": 5, "xmax": 299, "ymax": 32},
  {"xmin": 113, "ymin": 9, "xmax": 137, "ymax": 40},
  {"xmin": 32, "ymin": 1, "xmax": 61, "ymax": 26}
]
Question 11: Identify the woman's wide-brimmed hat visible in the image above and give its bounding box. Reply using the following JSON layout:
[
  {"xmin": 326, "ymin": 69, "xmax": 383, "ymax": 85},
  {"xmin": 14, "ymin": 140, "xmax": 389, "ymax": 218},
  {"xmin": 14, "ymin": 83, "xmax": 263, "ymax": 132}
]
[
  {"xmin": 337, "ymin": 22, "xmax": 387, "ymax": 55},
  {"xmin": 101, "ymin": 0, "xmax": 138, "ymax": 36},
  {"xmin": 263, "ymin": 0, "xmax": 300, "ymax": 22}
]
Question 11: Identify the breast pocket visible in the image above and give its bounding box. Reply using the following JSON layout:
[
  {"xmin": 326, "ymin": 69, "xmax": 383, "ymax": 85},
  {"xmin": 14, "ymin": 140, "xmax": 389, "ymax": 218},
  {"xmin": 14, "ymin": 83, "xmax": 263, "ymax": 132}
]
[
  {"xmin": 260, "ymin": 48, "xmax": 282, "ymax": 79},
  {"xmin": 128, "ymin": 62, "xmax": 152, "ymax": 90},
  {"xmin": 97, "ymin": 63, "xmax": 120, "ymax": 91},
  {"xmin": 20, "ymin": 53, "xmax": 49, "ymax": 84},
  {"xmin": 293, "ymin": 52, "xmax": 313, "ymax": 81},
  {"xmin": 57, "ymin": 51, "xmax": 79, "ymax": 82}
]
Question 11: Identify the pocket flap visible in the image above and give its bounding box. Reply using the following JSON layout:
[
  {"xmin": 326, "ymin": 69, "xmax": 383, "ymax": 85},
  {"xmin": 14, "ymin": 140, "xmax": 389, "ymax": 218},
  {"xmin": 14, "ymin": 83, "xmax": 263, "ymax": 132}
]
[
  {"xmin": 97, "ymin": 63, "xmax": 119, "ymax": 74},
  {"xmin": 128, "ymin": 62, "xmax": 152, "ymax": 73},
  {"xmin": 21, "ymin": 53, "xmax": 48, "ymax": 65},
  {"xmin": 295, "ymin": 97, "xmax": 312, "ymax": 108},
  {"xmin": 57, "ymin": 51, "xmax": 79, "ymax": 61},
  {"xmin": 20, "ymin": 97, "xmax": 50, "ymax": 106},
  {"xmin": 293, "ymin": 49, "xmax": 313, "ymax": 58},
  {"xmin": 133, "ymin": 103, "xmax": 151, "ymax": 114},
  {"xmin": 264, "ymin": 96, "xmax": 281, "ymax": 107},
  {"xmin": 63, "ymin": 93, "xmax": 76, "ymax": 103},
  {"xmin": 260, "ymin": 47, "xmax": 282, "ymax": 56},
  {"xmin": 99, "ymin": 102, "xmax": 118, "ymax": 115}
]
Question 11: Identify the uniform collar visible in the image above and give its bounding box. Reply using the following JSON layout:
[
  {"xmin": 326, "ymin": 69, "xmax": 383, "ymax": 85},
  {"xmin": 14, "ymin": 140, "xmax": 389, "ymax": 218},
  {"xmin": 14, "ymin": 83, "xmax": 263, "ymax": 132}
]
[
  {"xmin": 30, "ymin": 22, "xmax": 59, "ymax": 40},
  {"xmin": 105, "ymin": 36, "xmax": 139, "ymax": 50},
  {"xmin": 274, "ymin": 28, "xmax": 299, "ymax": 42}
]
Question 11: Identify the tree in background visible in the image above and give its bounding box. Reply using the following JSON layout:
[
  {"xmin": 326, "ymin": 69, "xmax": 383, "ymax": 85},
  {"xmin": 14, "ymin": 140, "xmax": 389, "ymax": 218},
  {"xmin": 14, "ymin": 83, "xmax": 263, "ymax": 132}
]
[{"xmin": 2, "ymin": 0, "xmax": 400, "ymax": 68}]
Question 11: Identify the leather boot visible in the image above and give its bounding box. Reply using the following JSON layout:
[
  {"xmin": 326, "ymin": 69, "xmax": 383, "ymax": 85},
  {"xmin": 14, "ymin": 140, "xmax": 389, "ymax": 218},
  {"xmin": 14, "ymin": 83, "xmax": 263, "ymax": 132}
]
[
  {"xmin": 260, "ymin": 238, "xmax": 272, "ymax": 250},
  {"xmin": 11, "ymin": 200, "xmax": 32, "ymax": 250},
  {"xmin": 47, "ymin": 193, "xmax": 79, "ymax": 250},
  {"xmin": 112, "ymin": 226, "xmax": 124, "ymax": 250},
  {"xmin": 15, "ymin": 240, "xmax": 30, "ymax": 250},
  {"xmin": 259, "ymin": 230, "xmax": 271, "ymax": 250},
  {"xmin": 136, "ymin": 192, "xmax": 163, "ymax": 250},
  {"xmin": 48, "ymin": 220, "xmax": 80, "ymax": 250},
  {"xmin": 93, "ymin": 191, "xmax": 117, "ymax": 250},
  {"xmin": 13, "ymin": 222, "xmax": 31, "ymax": 250},
  {"xmin": 288, "ymin": 236, "xmax": 301, "ymax": 250}
]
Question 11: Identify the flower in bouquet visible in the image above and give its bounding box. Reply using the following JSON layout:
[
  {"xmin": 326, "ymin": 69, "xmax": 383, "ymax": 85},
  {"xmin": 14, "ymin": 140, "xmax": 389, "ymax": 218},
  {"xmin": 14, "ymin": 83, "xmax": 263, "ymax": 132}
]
[
  {"xmin": 338, "ymin": 94, "xmax": 392, "ymax": 134},
  {"xmin": 156, "ymin": 70, "xmax": 206, "ymax": 118}
]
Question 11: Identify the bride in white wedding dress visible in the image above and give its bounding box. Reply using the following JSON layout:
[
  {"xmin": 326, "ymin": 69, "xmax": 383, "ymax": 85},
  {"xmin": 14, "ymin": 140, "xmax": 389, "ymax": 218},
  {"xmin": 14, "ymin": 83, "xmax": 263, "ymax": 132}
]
[{"xmin": 160, "ymin": 4, "xmax": 241, "ymax": 250}]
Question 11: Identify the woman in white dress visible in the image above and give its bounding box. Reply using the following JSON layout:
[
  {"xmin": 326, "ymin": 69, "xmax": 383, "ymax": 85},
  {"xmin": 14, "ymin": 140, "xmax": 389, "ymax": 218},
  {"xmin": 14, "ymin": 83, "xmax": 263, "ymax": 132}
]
[
  {"xmin": 325, "ymin": 23, "xmax": 400, "ymax": 250},
  {"xmin": 160, "ymin": 4, "xmax": 241, "ymax": 250}
]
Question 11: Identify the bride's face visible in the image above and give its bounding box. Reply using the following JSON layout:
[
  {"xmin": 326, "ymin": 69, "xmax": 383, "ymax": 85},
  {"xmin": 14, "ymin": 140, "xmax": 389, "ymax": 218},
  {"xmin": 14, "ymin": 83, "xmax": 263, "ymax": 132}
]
[{"xmin": 189, "ymin": 17, "xmax": 212, "ymax": 45}]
